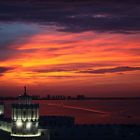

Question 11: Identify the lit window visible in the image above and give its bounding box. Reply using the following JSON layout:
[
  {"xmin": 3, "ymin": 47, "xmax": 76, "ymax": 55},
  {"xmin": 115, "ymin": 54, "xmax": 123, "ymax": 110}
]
[
  {"xmin": 26, "ymin": 122, "xmax": 32, "ymax": 129},
  {"xmin": 16, "ymin": 120, "xmax": 23, "ymax": 127}
]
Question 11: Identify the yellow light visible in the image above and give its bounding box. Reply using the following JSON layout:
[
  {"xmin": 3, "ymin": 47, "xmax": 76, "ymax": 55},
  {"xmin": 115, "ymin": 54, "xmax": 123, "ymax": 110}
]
[
  {"xmin": 26, "ymin": 122, "xmax": 32, "ymax": 129},
  {"xmin": 35, "ymin": 123, "xmax": 38, "ymax": 127},
  {"xmin": 11, "ymin": 132, "xmax": 41, "ymax": 137},
  {"xmin": 16, "ymin": 120, "xmax": 23, "ymax": 127}
]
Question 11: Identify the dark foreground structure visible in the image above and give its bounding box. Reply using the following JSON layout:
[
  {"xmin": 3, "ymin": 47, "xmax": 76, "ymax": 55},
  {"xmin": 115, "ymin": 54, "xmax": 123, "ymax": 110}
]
[
  {"xmin": 0, "ymin": 123, "xmax": 140, "ymax": 140},
  {"xmin": 0, "ymin": 88, "xmax": 140, "ymax": 140}
]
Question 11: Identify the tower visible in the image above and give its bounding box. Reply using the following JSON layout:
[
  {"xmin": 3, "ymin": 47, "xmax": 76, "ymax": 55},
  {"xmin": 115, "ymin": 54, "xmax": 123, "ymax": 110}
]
[
  {"xmin": 11, "ymin": 86, "xmax": 40, "ymax": 137},
  {"xmin": 0, "ymin": 102, "xmax": 4, "ymax": 117}
]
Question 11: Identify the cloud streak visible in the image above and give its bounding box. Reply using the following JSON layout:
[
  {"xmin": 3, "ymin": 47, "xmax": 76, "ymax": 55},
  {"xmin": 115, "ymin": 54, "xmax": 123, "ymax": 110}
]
[
  {"xmin": 0, "ymin": 66, "xmax": 14, "ymax": 76},
  {"xmin": 78, "ymin": 66, "xmax": 140, "ymax": 74},
  {"xmin": 30, "ymin": 62, "xmax": 117, "ymax": 73},
  {"xmin": 27, "ymin": 64, "xmax": 140, "ymax": 77}
]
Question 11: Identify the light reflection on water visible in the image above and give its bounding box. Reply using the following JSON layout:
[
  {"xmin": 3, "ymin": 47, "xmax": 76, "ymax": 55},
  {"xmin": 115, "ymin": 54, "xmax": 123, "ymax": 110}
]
[{"xmin": 4, "ymin": 99, "xmax": 140, "ymax": 124}]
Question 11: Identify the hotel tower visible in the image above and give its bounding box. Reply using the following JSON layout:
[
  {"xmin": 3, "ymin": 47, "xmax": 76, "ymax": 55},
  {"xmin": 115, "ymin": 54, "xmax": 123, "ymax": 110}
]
[{"xmin": 11, "ymin": 86, "xmax": 40, "ymax": 137}]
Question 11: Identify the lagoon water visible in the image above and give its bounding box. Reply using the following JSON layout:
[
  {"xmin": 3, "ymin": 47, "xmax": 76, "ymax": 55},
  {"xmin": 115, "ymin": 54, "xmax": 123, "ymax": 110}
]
[{"xmin": 4, "ymin": 99, "xmax": 140, "ymax": 124}]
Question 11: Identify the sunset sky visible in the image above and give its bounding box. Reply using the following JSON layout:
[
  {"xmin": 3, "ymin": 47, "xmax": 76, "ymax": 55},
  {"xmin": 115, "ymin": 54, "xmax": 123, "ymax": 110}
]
[{"xmin": 0, "ymin": 0, "xmax": 140, "ymax": 96}]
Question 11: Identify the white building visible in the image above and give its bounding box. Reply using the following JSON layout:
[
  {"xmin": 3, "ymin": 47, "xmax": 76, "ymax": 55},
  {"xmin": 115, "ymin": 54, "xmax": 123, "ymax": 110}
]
[
  {"xmin": 11, "ymin": 86, "xmax": 40, "ymax": 137},
  {"xmin": 0, "ymin": 103, "xmax": 4, "ymax": 116}
]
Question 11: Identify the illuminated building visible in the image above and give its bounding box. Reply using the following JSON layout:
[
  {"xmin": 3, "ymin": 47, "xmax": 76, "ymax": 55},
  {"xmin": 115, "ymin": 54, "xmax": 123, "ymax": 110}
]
[
  {"xmin": 11, "ymin": 86, "xmax": 40, "ymax": 137},
  {"xmin": 0, "ymin": 102, "xmax": 4, "ymax": 117}
]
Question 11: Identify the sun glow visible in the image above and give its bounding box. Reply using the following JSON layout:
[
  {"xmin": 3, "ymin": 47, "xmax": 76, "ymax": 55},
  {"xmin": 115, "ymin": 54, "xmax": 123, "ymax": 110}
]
[{"xmin": 0, "ymin": 29, "xmax": 140, "ymax": 96}]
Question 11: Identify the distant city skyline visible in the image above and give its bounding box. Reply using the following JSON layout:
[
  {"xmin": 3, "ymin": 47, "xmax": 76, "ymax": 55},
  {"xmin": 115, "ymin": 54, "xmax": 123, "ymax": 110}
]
[{"xmin": 0, "ymin": 0, "xmax": 140, "ymax": 97}]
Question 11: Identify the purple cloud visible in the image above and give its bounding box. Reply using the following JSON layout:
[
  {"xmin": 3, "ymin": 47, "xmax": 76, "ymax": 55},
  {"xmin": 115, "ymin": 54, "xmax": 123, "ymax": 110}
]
[
  {"xmin": 0, "ymin": 0, "xmax": 139, "ymax": 33},
  {"xmin": 30, "ymin": 62, "xmax": 116, "ymax": 73},
  {"xmin": 78, "ymin": 66, "xmax": 140, "ymax": 74},
  {"xmin": 0, "ymin": 66, "xmax": 14, "ymax": 76}
]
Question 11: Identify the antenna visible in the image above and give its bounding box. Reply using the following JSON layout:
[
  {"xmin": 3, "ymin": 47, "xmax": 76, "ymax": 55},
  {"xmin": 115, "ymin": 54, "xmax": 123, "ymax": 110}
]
[{"xmin": 24, "ymin": 85, "xmax": 27, "ymax": 96}]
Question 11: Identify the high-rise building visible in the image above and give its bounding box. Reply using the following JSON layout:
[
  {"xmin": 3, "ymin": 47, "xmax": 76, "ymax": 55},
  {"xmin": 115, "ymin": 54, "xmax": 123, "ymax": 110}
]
[{"xmin": 11, "ymin": 86, "xmax": 40, "ymax": 137}]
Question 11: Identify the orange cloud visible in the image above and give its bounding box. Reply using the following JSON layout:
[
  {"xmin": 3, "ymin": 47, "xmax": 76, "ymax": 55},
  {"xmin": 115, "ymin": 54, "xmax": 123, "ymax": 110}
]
[{"xmin": 0, "ymin": 30, "xmax": 140, "ymax": 96}]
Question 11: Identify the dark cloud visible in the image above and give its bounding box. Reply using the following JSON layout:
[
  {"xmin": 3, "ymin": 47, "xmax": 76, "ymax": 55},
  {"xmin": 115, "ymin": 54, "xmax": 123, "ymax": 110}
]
[
  {"xmin": 0, "ymin": 23, "xmax": 40, "ymax": 60},
  {"xmin": 47, "ymin": 75, "xmax": 76, "ymax": 79},
  {"xmin": 0, "ymin": 66, "xmax": 14, "ymax": 76},
  {"xmin": 0, "ymin": 0, "xmax": 140, "ymax": 33},
  {"xmin": 29, "ymin": 63, "xmax": 140, "ymax": 75},
  {"xmin": 78, "ymin": 66, "xmax": 140, "ymax": 74},
  {"xmin": 31, "ymin": 62, "xmax": 116, "ymax": 73}
]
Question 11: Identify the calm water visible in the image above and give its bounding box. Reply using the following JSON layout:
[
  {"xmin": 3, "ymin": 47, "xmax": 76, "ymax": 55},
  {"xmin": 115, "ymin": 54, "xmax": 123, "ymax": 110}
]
[{"xmin": 4, "ymin": 99, "xmax": 140, "ymax": 124}]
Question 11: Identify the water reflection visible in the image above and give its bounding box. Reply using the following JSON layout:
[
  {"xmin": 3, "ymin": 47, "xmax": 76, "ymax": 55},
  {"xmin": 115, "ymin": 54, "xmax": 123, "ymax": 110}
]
[{"xmin": 4, "ymin": 100, "xmax": 140, "ymax": 124}]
